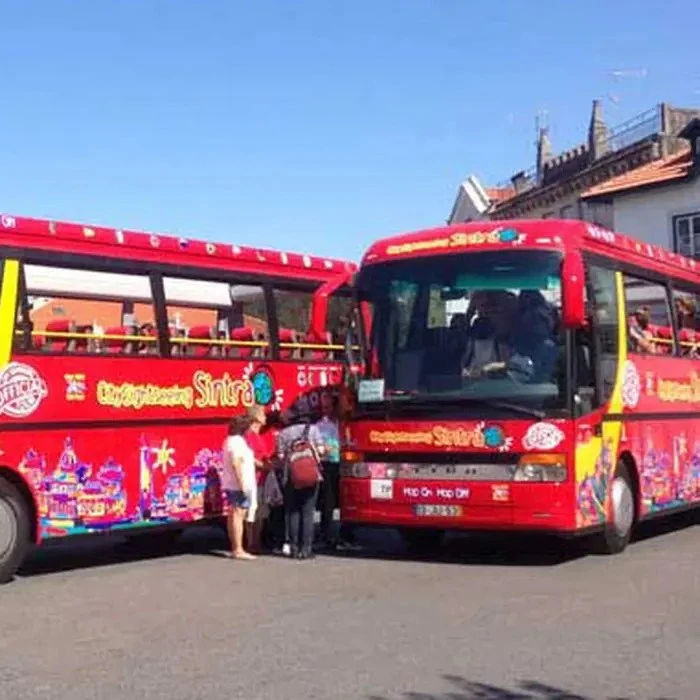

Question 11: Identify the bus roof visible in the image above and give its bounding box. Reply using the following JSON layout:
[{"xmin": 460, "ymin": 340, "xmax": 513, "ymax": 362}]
[
  {"xmin": 360, "ymin": 219, "xmax": 699, "ymax": 285},
  {"xmin": 0, "ymin": 213, "xmax": 356, "ymax": 281}
]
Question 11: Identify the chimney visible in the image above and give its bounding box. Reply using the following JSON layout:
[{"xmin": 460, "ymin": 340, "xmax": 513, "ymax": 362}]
[
  {"xmin": 588, "ymin": 99, "xmax": 609, "ymax": 161},
  {"xmin": 536, "ymin": 128, "xmax": 553, "ymax": 183},
  {"xmin": 511, "ymin": 170, "xmax": 530, "ymax": 193},
  {"xmin": 678, "ymin": 118, "xmax": 700, "ymax": 174}
]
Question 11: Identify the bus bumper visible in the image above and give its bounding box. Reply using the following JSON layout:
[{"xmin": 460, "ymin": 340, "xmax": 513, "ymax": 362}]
[{"xmin": 340, "ymin": 478, "xmax": 575, "ymax": 532}]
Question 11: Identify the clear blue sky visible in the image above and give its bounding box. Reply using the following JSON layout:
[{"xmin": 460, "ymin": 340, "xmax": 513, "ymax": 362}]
[{"xmin": 1, "ymin": 1, "xmax": 697, "ymax": 260}]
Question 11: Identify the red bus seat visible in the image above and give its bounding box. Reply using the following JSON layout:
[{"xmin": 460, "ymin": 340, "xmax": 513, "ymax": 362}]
[
  {"xmin": 680, "ymin": 327, "xmax": 697, "ymax": 355},
  {"xmin": 278, "ymin": 328, "xmax": 297, "ymax": 359},
  {"xmin": 104, "ymin": 326, "xmax": 129, "ymax": 354},
  {"xmin": 304, "ymin": 330, "xmax": 332, "ymax": 360},
  {"xmin": 231, "ymin": 326, "xmax": 255, "ymax": 359},
  {"xmin": 44, "ymin": 319, "xmax": 75, "ymax": 352},
  {"xmin": 187, "ymin": 325, "xmax": 213, "ymax": 357},
  {"xmin": 653, "ymin": 325, "xmax": 673, "ymax": 355}
]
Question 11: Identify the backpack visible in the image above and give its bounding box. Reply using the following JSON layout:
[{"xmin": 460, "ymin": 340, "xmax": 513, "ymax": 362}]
[{"xmin": 287, "ymin": 425, "xmax": 321, "ymax": 490}]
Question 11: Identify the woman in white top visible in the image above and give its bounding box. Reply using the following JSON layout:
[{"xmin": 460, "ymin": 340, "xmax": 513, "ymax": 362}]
[{"xmin": 222, "ymin": 414, "xmax": 257, "ymax": 560}]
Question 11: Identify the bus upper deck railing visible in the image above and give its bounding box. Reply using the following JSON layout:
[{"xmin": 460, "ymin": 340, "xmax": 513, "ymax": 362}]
[{"xmin": 15, "ymin": 328, "xmax": 356, "ymax": 356}]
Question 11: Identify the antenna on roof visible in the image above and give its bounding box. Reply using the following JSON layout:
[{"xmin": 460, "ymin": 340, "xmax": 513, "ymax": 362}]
[
  {"xmin": 534, "ymin": 109, "xmax": 549, "ymax": 151},
  {"xmin": 609, "ymin": 68, "xmax": 648, "ymax": 80}
]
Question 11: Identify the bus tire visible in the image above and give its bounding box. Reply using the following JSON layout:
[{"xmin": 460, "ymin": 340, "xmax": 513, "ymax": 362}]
[
  {"xmin": 400, "ymin": 527, "xmax": 444, "ymax": 552},
  {"xmin": 0, "ymin": 476, "xmax": 31, "ymax": 584},
  {"xmin": 591, "ymin": 462, "xmax": 635, "ymax": 555}
]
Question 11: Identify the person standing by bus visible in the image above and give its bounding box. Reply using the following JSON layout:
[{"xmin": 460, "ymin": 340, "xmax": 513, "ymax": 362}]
[
  {"xmin": 277, "ymin": 409, "xmax": 324, "ymax": 559},
  {"xmin": 222, "ymin": 414, "xmax": 257, "ymax": 561},
  {"xmin": 260, "ymin": 412, "xmax": 285, "ymax": 552},
  {"xmin": 244, "ymin": 404, "xmax": 268, "ymax": 554},
  {"xmin": 315, "ymin": 390, "xmax": 341, "ymax": 549}
]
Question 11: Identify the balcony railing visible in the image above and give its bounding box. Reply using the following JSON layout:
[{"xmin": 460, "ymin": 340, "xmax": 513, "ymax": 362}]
[
  {"xmin": 604, "ymin": 105, "xmax": 661, "ymax": 152},
  {"xmin": 495, "ymin": 104, "xmax": 663, "ymax": 192}
]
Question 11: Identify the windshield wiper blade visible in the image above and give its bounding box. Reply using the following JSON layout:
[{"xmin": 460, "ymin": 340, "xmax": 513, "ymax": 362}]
[
  {"xmin": 393, "ymin": 393, "xmax": 546, "ymax": 420},
  {"xmin": 467, "ymin": 399, "xmax": 545, "ymax": 420},
  {"xmin": 357, "ymin": 390, "xmax": 547, "ymax": 420}
]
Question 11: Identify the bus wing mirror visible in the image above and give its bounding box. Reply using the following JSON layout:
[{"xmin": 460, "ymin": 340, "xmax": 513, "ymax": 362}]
[
  {"xmin": 310, "ymin": 272, "xmax": 353, "ymax": 338},
  {"xmin": 360, "ymin": 301, "xmax": 372, "ymax": 340},
  {"xmin": 561, "ymin": 251, "xmax": 585, "ymax": 329}
]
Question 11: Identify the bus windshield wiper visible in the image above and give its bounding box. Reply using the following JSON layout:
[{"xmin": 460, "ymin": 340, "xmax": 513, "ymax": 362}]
[
  {"xmin": 387, "ymin": 393, "xmax": 546, "ymax": 420},
  {"xmin": 462, "ymin": 398, "xmax": 545, "ymax": 420}
]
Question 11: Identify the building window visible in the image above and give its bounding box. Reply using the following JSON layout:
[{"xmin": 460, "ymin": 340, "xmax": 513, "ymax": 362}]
[
  {"xmin": 560, "ymin": 205, "xmax": 575, "ymax": 219},
  {"xmin": 673, "ymin": 212, "xmax": 700, "ymax": 259}
]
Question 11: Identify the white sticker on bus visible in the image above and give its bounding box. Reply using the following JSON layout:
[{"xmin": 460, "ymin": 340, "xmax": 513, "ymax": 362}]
[
  {"xmin": 358, "ymin": 379, "xmax": 385, "ymax": 403},
  {"xmin": 370, "ymin": 479, "xmax": 393, "ymax": 500},
  {"xmin": 0, "ymin": 362, "xmax": 48, "ymax": 418}
]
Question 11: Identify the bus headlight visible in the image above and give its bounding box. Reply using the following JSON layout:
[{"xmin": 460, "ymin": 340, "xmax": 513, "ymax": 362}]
[
  {"xmin": 340, "ymin": 455, "xmax": 370, "ymax": 478},
  {"xmin": 514, "ymin": 454, "xmax": 567, "ymax": 482},
  {"xmin": 339, "ymin": 460, "xmax": 399, "ymax": 480}
]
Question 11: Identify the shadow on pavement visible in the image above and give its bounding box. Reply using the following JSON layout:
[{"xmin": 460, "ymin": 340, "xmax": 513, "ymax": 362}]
[
  {"xmin": 17, "ymin": 526, "xmax": 227, "ymax": 579},
  {"xmin": 14, "ymin": 509, "xmax": 698, "ymax": 579},
  {"xmin": 368, "ymin": 674, "xmax": 676, "ymax": 699},
  {"xmin": 330, "ymin": 528, "xmax": 587, "ymax": 567},
  {"xmin": 332, "ymin": 509, "xmax": 698, "ymax": 568},
  {"xmin": 632, "ymin": 509, "xmax": 697, "ymax": 543}
]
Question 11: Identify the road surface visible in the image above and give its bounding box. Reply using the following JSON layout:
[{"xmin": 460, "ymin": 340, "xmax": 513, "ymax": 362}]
[{"xmin": 0, "ymin": 515, "xmax": 698, "ymax": 700}]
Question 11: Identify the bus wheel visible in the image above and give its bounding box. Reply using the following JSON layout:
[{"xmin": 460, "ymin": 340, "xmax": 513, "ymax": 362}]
[
  {"xmin": 0, "ymin": 477, "xmax": 31, "ymax": 584},
  {"xmin": 592, "ymin": 463, "xmax": 635, "ymax": 555},
  {"xmin": 400, "ymin": 528, "xmax": 444, "ymax": 552}
]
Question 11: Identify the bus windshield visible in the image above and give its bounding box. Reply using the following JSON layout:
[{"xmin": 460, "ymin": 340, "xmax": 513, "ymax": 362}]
[{"xmin": 356, "ymin": 249, "xmax": 566, "ymax": 412}]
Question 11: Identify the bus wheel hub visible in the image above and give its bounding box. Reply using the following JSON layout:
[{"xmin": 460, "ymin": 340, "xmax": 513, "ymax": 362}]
[{"xmin": 611, "ymin": 477, "xmax": 633, "ymax": 537}]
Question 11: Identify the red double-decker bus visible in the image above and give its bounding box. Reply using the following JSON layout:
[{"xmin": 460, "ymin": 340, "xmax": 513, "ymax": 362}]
[
  {"xmin": 0, "ymin": 213, "xmax": 355, "ymax": 581},
  {"xmin": 340, "ymin": 220, "xmax": 699, "ymax": 554}
]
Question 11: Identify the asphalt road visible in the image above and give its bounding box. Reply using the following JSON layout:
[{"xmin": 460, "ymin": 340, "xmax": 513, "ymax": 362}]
[{"xmin": 1, "ymin": 515, "xmax": 699, "ymax": 700}]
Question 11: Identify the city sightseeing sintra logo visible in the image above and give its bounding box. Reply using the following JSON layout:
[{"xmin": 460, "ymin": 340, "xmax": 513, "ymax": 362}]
[
  {"xmin": 251, "ymin": 368, "xmax": 274, "ymax": 406},
  {"xmin": 0, "ymin": 362, "xmax": 48, "ymax": 418}
]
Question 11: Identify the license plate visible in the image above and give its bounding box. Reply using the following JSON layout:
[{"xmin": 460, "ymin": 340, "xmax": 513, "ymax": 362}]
[
  {"xmin": 370, "ymin": 479, "xmax": 393, "ymax": 500},
  {"xmin": 414, "ymin": 504, "xmax": 462, "ymax": 517}
]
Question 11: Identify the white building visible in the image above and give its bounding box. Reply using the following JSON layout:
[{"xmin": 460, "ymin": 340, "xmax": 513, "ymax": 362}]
[
  {"xmin": 447, "ymin": 103, "xmax": 700, "ymax": 250},
  {"xmin": 580, "ymin": 119, "xmax": 700, "ymax": 257}
]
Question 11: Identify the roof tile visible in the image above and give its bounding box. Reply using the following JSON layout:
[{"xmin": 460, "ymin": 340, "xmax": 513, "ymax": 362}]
[
  {"xmin": 485, "ymin": 186, "xmax": 516, "ymax": 203},
  {"xmin": 582, "ymin": 148, "xmax": 692, "ymax": 198}
]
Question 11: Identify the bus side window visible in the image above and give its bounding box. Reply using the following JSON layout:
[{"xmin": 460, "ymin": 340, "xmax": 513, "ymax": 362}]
[
  {"xmin": 163, "ymin": 277, "xmax": 269, "ymax": 359},
  {"xmin": 272, "ymin": 288, "xmax": 312, "ymax": 360},
  {"xmin": 14, "ymin": 264, "xmax": 156, "ymax": 356},
  {"xmin": 228, "ymin": 284, "xmax": 269, "ymax": 359},
  {"xmin": 623, "ymin": 275, "xmax": 675, "ymax": 356},
  {"xmin": 582, "ymin": 265, "xmax": 619, "ymax": 410},
  {"xmin": 326, "ymin": 293, "xmax": 353, "ymax": 361},
  {"xmin": 672, "ymin": 288, "xmax": 700, "ymax": 357}
]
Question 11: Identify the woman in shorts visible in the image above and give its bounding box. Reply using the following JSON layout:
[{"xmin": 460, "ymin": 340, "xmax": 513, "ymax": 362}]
[{"xmin": 222, "ymin": 414, "xmax": 257, "ymax": 560}]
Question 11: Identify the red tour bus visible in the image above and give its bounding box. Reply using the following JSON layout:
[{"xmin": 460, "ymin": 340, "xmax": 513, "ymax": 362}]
[
  {"xmin": 0, "ymin": 212, "xmax": 355, "ymax": 581},
  {"xmin": 340, "ymin": 219, "xmax": 699, "ymax": 554}
]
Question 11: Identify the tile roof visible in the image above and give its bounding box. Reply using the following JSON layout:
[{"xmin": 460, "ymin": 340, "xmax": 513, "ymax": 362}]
[
  {"xmin": 485, "ymin": 186, "xmax": 516, "ymax": 203},
  {"xmin": 582, "ymin": 148, "xmax": 693, "ymax": 198}
]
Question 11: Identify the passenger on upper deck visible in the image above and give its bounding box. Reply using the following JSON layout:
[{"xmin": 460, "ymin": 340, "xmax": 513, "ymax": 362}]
[
  {"xmin": 675, "ymin": 295, "xmax": 698, "ymax": 357},
  {"xmin": 628, "ymin": 306, "xmax": 656, "ymax": 354},
  {"xmin": 675, "ymin": 296, "xmax": 696, "ymax": 330}
]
